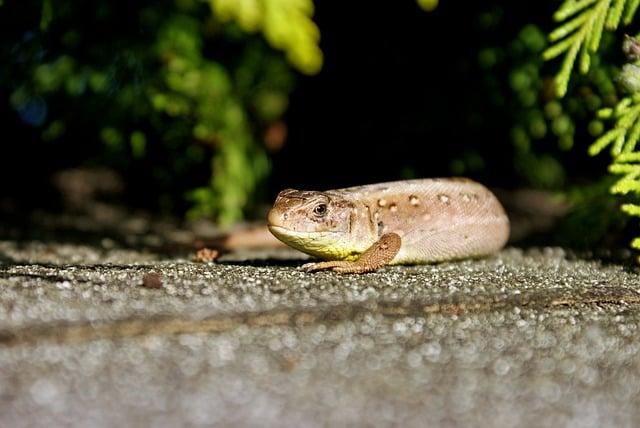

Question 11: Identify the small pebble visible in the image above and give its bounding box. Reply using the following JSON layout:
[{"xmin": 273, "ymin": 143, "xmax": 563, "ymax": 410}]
[{"xmin": 142, "ymin": 273, "xmax": 163, "ymax": 289}]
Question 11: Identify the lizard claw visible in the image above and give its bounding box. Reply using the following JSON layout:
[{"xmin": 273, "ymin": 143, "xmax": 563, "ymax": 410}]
[{"xmin": 300, "ymin": 262, "xmax": 321, "ymax": 272}]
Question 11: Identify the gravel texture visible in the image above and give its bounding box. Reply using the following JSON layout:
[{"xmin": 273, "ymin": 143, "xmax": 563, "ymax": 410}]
[{"xmin": 1, "ymin": 241, "xmax": 640, "ymax": 427}]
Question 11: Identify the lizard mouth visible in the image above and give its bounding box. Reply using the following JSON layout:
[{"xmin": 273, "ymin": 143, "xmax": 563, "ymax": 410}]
[
  {"xmin": 267, "ymin": 208, "xmax": 285, "ymax": 229},
  {"xmin": 267, "ymin": 225, "xmax": 293, "ymax": 238},
  {"xmin": 267, "ymin": 226, "xmax": 354, "ymax": 260},
  {"xmin": 268, "ymin": 225, "xmax": 339, "ymax": 239}
]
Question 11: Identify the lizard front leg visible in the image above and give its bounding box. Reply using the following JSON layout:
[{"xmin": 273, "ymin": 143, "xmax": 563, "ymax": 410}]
[{"xmin": 301, "ymin": 233, "xmax": 401, "ymax": 274}]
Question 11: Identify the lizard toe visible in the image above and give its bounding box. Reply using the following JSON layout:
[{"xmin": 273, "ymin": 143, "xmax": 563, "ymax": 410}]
[
  {"xmin": 332, "ymin": 265, "xmax": 363, "ymax": 274},
  {"xmin": 300, "ymin": 262, "xmax": 318, "ymax": 272}
]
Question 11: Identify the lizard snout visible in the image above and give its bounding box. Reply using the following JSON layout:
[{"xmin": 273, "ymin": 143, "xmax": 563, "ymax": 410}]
[{"xmin": 267, "ymin": 207, "xmax": 286, "ymax": 228}]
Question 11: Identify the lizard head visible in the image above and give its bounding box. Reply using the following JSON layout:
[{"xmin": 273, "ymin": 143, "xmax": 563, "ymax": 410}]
[{"xmin": 267, "ymin": 188, "xmax": 359, "ymax": 260}]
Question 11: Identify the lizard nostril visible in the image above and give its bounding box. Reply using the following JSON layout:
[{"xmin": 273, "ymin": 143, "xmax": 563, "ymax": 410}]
[{"xmin": 283, "ymin": 213, "xmax": 288, "ymax": 220}]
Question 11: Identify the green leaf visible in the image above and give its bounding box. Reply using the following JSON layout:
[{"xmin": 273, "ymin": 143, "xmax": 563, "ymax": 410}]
[
  {"xmin": 606, "ymin": 0, "xmax": 626, "ymax": 29},
  {"xmin": 543, "ymin": 0, "xmax": 637, "ymax": 97},
  {"xmin": 624, "ymin": 0, "xmax": 640, "ymax": 23}
]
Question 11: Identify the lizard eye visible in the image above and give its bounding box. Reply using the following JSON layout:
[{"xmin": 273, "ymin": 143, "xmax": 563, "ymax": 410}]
[{"xmin": 313, "ymin": 203, "xmax": 327, "ymax": 217}]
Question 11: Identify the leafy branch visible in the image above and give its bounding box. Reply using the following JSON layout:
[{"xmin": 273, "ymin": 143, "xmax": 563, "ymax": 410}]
[
  {"xmin": 588, "ymin": 66, "xmax": 640, "ymax": 250},
  {"xmin": 607, "ymin": 151, "xmax": 640, "ymax": 248},
  {"xmin": 543, "ymin": 1, "xmax": 640, "ymax": 255},
  {"xmin": 589, "ymin": 94, "xmax": 640, "ymax": 156},
  {"xmin": 543, "ymin": 0, "xmax": 640, "ymax": 97}
]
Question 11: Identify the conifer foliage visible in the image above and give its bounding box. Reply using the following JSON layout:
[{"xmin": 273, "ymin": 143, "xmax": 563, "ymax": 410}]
[
  {"xmin": 543, "ymin": 0, "xmax": 640, "ymax": 96},
  {"xmin": 544, "ymin": 0, "xmax": 640, "ymax": 253}
]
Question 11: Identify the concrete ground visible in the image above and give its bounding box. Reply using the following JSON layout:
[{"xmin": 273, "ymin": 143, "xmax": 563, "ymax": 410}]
[{"xmin": 1, "ymin": 238, "xmax": 640, "ymax": 427}]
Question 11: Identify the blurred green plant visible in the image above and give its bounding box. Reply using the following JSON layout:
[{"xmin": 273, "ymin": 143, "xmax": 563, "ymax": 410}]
[
  {"xmin": 417, "ymin": 0, "xmax": 439, "ymax": 12},
  {"xmin": 209, "ymin": 0, "xmax": 322, "ymax": 74},
  {"xmin": 5, "ymin": 0, "xmax": 321, "ymax": 224},
  {"xmin": 479, "ymin": 21, "xmax": 618, "ymax": 190},
  {"xmin": 5, "ymin": 0, "xmax": 447, "ymax": 224}
]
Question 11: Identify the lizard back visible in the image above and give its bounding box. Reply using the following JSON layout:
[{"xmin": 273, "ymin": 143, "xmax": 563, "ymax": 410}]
[{"xmin": 333, "ymin": 178, "xmax": 509, "ymax": 264}]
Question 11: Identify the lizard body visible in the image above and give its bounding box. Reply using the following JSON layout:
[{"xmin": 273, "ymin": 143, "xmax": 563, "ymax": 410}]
[{"xmin": 267, "ymin": 178, "xmax": 509, "ymax": 273}]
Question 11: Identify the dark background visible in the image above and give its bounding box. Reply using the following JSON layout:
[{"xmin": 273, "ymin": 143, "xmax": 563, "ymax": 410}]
[
  {"xmin": 274, "ymin": 1, "xmax": 558, "ymax": 192},
  {"xmin": 0, "ymin": 0, "xmax": 613, "ymax": 224}
]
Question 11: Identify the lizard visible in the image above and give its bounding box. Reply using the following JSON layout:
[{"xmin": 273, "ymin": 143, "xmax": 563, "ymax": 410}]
[{"xmin": 267, "ymin": 178, "xmax": 510, "ymax": 274}]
